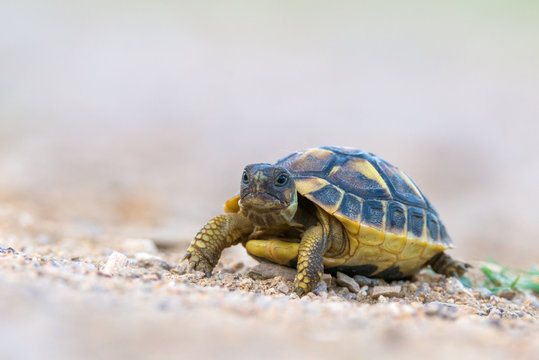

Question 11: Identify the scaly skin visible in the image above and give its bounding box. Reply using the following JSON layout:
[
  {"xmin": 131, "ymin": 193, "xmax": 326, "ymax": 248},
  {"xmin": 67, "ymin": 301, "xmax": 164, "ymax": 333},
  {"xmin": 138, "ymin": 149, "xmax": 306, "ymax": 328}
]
[
  {"xmin": 183, "ymin": 213, "xmax": 253, "ymax": 275},
  {"xmin": 428, "ymin": 252, "xmax": 471, "ymax": 277},
  {"xmin": 294, "ymin": 225, "xmax": 326, "ymax": 296}
]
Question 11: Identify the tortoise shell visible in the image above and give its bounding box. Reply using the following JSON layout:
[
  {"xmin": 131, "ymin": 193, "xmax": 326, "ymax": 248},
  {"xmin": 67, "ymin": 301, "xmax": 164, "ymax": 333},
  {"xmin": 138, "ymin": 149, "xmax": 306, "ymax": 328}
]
[{"xmin": 276, "ymin": 147, "xmax": 453, "ymax": 248}]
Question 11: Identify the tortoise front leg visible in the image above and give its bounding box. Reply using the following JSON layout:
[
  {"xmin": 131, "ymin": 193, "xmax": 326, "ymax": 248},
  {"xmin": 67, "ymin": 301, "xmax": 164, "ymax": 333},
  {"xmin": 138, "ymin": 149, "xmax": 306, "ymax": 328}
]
[
  {"xmin": 183, "ymin": 213, "xmax": 253, "ymax": 275},
  {"xmin": 295, "ymin": 224, "xmax": 327, "ymax": 296}
]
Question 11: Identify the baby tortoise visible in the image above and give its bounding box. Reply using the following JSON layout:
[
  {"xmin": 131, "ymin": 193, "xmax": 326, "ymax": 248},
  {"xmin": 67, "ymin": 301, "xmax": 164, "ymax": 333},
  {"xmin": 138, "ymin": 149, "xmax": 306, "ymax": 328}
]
[{"xmin": 183, "ymin": 146, "xmax": 469, "ymax": 296}]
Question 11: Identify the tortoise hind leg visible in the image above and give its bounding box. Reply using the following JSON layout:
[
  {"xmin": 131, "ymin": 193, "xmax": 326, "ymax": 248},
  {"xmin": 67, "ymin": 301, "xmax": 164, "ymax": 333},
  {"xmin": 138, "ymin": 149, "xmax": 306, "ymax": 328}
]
[{"xmin": 428, "ymin": 252, "xmax": 471, "ymax": 277}]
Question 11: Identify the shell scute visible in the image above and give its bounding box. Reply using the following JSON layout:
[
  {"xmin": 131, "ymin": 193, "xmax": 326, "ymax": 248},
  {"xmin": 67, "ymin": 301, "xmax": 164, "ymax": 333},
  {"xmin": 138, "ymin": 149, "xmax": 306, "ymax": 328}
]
[
  {"xmin": 376, "ymin": 158, "xmax": 427, "ymax": 208},
  {"xmin": 327, "ymin": 157, "xmax": 392, "ymax": 200},
  {"xmin": 426, "ymin": 213, "xmax": 441, "ymax": 243},
  {"xmin": 361, "ymin": 200, "xmax": 385, "ymax": 229},
  {"xmin": 386, "ymin": 201, "xmax": 407, "ymax": 234},
  {"xmin": 306, "ymin": 184, "xmax": 344, "ymax": 215},
  {"xmin": 278, "ymin": 148, "xmax": 335, "ymax": 174},
  {"xmin": 294, "ymin": 176, "xmax": 330, "ymax": 195},
  {"xmin": 407, "ymin": 207, "xmax": 426, "ymax": 239},
  {"xmin": 333, "ymin": 193, "xmax": 363, "ymax": 234}
]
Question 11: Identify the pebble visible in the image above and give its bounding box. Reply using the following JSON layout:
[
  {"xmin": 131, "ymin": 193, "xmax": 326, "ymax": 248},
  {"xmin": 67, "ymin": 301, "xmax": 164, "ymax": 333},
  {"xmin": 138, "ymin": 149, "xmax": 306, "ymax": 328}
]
[
  {"xmin": 336, "ymin": 272, "xmax": 360, "ymax": 293},
  {"xmin": 498, "ymin": 289, "xmax": 516, "ymax": 300},
  {"xmin": 101, "ymin": 251, "xmax": 129, "ymax": 275},
  {"xmin": 337, "ymin": 286, "xmax": 350, "ymax": 296},
  {"xmin": 276, "ymin": 283, "xmax": 290, "ymax": 295},
  {"xmin": 476, "ymin": 288, "xmax": 492, "ymax": 300},
  {"xmin": 0, "ymin": 247, "xmax": 17, "ymax": 254},
  {"xmin": 247, "ymin": 263, "xmax": 296, "ymax": 281},
  {"xmin": 321, "ymin": 273, "xmax": 333, "ymax": 287},
  {"xmin": 353, "ymin": 274, "xmax": 379, "ymax": 287},
  {"xmin": 371, "ymin": 285, "xmax": 402, "ymax": 298},
  {"xmin": 313, "ymin": 280, "xmax": 328, "ymax": 295},
  {"xmin": 358, "ymin": 285, "xmax": 369, "ymax": 297}
]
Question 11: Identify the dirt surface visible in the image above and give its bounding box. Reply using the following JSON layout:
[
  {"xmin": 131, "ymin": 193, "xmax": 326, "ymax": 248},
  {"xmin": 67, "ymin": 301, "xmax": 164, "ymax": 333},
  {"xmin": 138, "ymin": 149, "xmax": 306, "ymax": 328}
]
[{"xmin": 1, "ymin": 204, "xmax": 537, "ymax": 360}]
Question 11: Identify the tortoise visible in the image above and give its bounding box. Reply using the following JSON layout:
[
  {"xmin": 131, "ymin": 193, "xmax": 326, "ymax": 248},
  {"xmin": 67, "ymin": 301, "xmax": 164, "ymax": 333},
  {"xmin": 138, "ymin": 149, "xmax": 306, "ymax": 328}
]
[{"xmin": 183, "ymin": 146, "xmax": 469, "ymax": 295}]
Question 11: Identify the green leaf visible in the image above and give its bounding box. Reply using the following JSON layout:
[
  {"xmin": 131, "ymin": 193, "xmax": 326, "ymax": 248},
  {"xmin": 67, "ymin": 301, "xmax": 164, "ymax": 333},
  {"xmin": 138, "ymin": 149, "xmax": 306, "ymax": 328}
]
[{"xmin": 510, "ymin": 274, "xmax": 521, "ymax": 289}]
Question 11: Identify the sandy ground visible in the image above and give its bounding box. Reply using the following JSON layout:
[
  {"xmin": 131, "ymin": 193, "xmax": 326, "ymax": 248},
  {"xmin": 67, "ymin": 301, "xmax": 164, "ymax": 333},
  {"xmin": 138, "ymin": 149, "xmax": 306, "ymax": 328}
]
[{"xmin": 1, "ymin": 202, "xmax": 537, "ymax": 360}]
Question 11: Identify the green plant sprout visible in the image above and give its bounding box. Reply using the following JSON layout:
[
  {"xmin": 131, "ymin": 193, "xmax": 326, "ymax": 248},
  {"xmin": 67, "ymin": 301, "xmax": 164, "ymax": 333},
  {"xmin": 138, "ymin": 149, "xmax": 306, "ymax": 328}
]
[{"xmin": 459, "ymin": 261, "xmax": 538, "ymax": 295}]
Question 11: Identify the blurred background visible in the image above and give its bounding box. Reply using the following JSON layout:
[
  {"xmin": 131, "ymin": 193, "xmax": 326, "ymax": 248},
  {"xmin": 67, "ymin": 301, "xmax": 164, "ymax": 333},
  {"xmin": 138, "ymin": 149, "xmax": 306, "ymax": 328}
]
[{"xmin": 1, "ymin": 0, "xmax": 538, "ymax": 266}]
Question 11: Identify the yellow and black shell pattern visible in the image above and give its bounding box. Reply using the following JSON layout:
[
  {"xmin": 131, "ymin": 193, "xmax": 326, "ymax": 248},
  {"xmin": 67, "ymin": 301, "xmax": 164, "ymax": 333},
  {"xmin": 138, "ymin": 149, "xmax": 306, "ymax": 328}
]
[{"xmin": 275, "ymin": 146, "xmax": 454, "ymax": 278}]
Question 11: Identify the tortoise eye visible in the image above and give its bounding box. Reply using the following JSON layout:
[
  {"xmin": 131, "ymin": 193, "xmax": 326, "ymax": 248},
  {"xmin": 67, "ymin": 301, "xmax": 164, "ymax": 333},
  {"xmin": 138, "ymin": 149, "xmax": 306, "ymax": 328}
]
[
  {"xmin": 275, "ymin": 173, "xmax": 289, "ymax": 187},
  {"xmin": 242, "ymin": 171, "xmax": 249, "ymax": 184}
]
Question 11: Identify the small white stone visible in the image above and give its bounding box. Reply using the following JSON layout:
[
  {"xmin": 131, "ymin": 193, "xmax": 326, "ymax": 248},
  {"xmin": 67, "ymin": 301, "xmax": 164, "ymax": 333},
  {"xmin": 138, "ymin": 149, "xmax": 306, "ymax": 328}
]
[{"xmin": 101, "ymin": 251, "xmax": 129, "ymax": 275}]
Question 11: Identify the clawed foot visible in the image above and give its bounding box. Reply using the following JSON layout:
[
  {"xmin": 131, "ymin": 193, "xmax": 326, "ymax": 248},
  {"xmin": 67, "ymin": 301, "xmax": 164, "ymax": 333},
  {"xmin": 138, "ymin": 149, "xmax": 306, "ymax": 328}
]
[
  {"xmin": 294, "ymin": 268, "xmax": 323, "ymax": 296},
  {"xmin": 181, "ymin": 248, "xmax": 214, "ymax": 275},
  {"xmin": 430, "ymin": 252, "xmax": 471, "ymax": 278},
  {"xmin": 445, "ymin": 260, "xmax": 471, "ymax": 278}
]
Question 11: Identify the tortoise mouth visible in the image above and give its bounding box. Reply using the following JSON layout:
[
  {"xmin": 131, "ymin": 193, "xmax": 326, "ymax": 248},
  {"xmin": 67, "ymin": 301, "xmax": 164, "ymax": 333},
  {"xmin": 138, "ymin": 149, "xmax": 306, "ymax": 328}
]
[{"xmin": 240, "ymin": 192, "xmax": 288, "ymax": 211}]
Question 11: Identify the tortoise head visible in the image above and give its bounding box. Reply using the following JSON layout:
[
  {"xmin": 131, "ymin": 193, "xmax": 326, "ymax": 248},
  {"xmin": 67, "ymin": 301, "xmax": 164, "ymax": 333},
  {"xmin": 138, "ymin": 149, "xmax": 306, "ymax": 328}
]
[{"xmin": 239, "ymin": 163, "xmax": 298, "ymax": 226}]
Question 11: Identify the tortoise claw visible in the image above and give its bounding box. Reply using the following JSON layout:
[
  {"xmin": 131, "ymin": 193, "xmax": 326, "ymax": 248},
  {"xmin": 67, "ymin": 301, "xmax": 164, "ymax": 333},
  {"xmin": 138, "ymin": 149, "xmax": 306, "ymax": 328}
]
[
  {"xmin": 430, "ymin": 252, "xmax": 470, "ymax": 278},
  {"xmin": 181, "ymin": 250, "xmax": 213, "ymax": 276}
]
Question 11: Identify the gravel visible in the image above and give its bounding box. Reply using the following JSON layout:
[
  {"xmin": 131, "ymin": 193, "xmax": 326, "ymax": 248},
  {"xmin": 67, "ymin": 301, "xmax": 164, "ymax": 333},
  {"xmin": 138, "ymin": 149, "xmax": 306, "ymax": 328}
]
[{"xmin": 0, "ymin": 206, "xmax": 537, "ymax": 360}]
